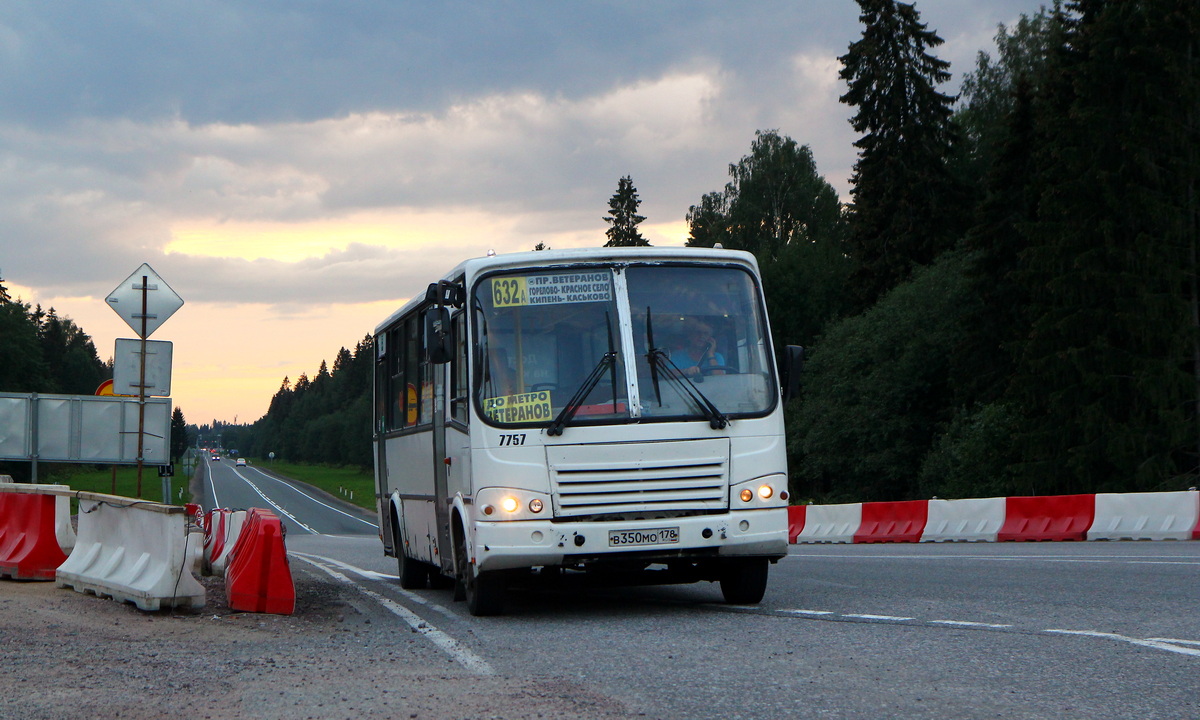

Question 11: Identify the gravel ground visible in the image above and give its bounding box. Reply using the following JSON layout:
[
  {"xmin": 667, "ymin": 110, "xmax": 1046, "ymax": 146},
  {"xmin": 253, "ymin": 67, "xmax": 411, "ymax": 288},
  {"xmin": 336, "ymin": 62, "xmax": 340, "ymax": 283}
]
[{"xmin": 0, "ymin": 568, "xmax": 631, "ymax": 720}]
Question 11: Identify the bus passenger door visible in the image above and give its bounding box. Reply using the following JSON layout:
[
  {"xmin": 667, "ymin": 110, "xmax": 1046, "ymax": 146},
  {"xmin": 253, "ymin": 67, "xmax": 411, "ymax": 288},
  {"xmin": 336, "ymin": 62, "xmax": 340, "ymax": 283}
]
[{"xmin": 426, "ymin": 307, "xmax": 454, "ymax": 574}]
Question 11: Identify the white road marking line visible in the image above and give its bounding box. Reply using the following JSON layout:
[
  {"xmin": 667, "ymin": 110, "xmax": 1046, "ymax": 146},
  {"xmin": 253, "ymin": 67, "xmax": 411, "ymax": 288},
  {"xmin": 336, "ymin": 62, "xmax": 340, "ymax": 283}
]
[
  {"xmin": 290, "ymin": 552, "xmax": 461, "ymax": 622},
  {"xmin": 783, "ymin": 609, "xmax": 835, "ymax": 616},
  {"xmin": 1148, "ymin": 638, "xmax": 1200, "ymax": 647},
  {"xmin": 930, "ymin": 619, "xmax": 1012, "ymax": 628},
  {"xmin": 1045, "ymin": 629, "xmax": 1200, "ymax": 658},
  {"xmin": 843, "ymin": 614, "xmax": 915, "ymax": 621},
  {"xmin": 786, "ymin": 552, "xmax": 1200, "ymax": 565},
  {"xmin": 242, "ymin": 466, "xmax": 378, "ymax": 528},
  {"xmin": 234, "ymin": 471, "xmax": 318, "ymax": 534},
  {"xmin": 208, "ymin": 463, "xmax": 222, "ymax": 509},
  {"xmin": 293, "ymin": 554, "xmax": 494, "ymax": 675}
]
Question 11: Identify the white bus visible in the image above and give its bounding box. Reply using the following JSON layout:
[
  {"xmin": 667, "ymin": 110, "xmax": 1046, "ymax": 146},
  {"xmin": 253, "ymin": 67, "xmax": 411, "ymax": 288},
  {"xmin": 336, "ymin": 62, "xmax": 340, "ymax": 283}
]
[{"xmin": 373, "ymin": 246, "xmax": 802, "ymax": 615}]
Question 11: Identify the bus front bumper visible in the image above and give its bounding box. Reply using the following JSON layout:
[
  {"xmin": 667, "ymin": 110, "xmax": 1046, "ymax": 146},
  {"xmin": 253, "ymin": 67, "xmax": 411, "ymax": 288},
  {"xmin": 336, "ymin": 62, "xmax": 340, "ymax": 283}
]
[{"xmin": 471, "ymin": 507, "xmax": 788, "ymax": 573}]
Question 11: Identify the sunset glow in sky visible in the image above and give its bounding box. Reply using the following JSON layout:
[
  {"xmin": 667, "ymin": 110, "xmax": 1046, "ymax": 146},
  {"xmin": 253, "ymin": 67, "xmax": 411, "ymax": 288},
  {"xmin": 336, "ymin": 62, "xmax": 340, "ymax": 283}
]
[{"xmin": 1, "ymin": 1, "xmax": 1040, "ymax": 425}]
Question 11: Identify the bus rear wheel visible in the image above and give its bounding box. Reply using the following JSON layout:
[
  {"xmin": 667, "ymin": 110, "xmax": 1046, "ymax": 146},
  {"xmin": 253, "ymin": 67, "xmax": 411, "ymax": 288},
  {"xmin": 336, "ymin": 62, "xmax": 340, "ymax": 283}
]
[
  {"xmin": 718, "ymin": 557, "xmax": 769, "ymax": 604},
  {"xmin": 394, "ymin": 527, "xmax": 428, "ymax": 590}
]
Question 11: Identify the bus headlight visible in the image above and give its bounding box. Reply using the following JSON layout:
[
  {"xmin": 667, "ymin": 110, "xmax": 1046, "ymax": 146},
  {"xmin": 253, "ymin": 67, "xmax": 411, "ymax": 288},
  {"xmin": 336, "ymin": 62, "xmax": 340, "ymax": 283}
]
[
  {"xmin": 732, "ymin": 475, "xmax": 787, "ymax": 508},
  {"xmin": 476, "ymin": 488, "xmax": 551, "ymax": 521}
]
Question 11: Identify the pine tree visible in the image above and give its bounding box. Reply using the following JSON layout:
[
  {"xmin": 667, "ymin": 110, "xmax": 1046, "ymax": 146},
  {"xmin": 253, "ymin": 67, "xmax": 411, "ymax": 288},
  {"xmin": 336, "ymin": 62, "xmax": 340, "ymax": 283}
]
[
  {"xmin": 839, "ymin": 0, "xmax": 962, "ymax": 309},
  {"xmin": 685, "ymin": 130, "xmax": 848, "ymax": 347},
  {"xmin": 602, "ymin": 176, "xmax": 649, "ymax": 247},
  {"xmin": 170, "ymin": 407, "xmax": 190, "ymax": 463},
  {"xmin": 1009, "ymin": 0, "xmax": 1200, "ymax": 492}
]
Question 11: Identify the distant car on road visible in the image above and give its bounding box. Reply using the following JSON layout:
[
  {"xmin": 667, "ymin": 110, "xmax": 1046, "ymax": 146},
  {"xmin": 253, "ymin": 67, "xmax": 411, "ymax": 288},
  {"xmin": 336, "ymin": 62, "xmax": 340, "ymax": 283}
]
[
  {"xmin": 211, "ymin": 454, "xmax": 220, "ymax": 461},
  {"xmin": 235, "ymin": 458, "xmax": 247, "ymax": 467}
]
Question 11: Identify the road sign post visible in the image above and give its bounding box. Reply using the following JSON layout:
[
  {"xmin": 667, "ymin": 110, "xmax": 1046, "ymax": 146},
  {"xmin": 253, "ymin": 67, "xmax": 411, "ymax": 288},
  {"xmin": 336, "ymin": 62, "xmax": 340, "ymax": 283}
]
[{"xmin": 106, "ymin": 264, "xmax": 183, "ymax": 498}]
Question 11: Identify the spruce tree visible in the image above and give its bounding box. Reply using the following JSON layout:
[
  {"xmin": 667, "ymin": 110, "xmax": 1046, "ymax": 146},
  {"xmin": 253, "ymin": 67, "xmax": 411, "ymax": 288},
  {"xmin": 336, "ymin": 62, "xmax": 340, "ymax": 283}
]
[
  {"xmin": 1010, "ymin": 0, "xmax": 1200, "ymax": 492},
  {"xmin": 839, "ymin": 0, "xmax": 962, "ymax": 309},
  {"xmin": 602, "ymin": 176, "xmax": 649, "ymax": 247}
]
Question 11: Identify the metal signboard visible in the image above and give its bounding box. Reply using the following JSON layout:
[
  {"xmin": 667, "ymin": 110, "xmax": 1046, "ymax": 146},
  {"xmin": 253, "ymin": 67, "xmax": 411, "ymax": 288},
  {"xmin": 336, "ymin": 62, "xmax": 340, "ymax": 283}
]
[
  {"xmin": 112, "ymin": 339, "xmax": 173, "ymax": 396},
  {"xmin": 0, "ymin": 392, "xmax": 170, "ymax": 464},
  {"xmin": 105, "ymin": 263, "xmax": 184, "ymax": 339}
]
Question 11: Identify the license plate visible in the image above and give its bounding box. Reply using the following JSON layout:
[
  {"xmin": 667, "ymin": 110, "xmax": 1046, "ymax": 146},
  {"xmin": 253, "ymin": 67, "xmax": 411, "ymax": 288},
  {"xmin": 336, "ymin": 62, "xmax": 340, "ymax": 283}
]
[{"xmin": 608, "ymin": 527, "xmax": 680, "ymax": 547}]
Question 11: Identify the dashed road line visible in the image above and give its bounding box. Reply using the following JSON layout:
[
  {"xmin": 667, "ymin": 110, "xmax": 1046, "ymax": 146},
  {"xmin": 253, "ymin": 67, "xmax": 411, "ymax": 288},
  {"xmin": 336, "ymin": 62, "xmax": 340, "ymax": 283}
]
[
  {"xmin": 772, "ymin": 606, "xmax": 1198, "ymax": 659},
  {"xmin": 293, "ymin": 553, "xmax": 494, "ymax": 675},
  {"xmin": 930, "ymin": 619, "xmax": 1012, "ymax": 628}
]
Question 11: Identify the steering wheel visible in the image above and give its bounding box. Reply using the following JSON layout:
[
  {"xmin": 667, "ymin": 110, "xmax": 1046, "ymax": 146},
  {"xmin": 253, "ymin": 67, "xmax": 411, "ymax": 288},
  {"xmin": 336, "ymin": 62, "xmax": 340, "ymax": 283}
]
[{"xmin": 700, "ymin": 365, "xmax": 736, "ymax": 376}]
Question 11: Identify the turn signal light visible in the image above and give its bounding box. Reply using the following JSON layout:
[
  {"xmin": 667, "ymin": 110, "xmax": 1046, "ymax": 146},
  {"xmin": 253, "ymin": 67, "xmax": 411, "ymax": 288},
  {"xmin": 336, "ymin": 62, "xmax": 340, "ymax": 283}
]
[{"xmin": 740, "ymin": 488, "xmax": 754, "ymax": 502}]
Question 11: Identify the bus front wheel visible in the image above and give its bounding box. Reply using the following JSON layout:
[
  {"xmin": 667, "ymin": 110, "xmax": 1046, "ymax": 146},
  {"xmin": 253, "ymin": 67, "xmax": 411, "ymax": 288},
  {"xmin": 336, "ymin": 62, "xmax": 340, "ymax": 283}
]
[
  {"xmin": 454, "ymin": 532, "xmax": 505, "ymax": 616},
  {"xmin": 718, "ymin": 557, "xmax": 769, "ymax": 604}
]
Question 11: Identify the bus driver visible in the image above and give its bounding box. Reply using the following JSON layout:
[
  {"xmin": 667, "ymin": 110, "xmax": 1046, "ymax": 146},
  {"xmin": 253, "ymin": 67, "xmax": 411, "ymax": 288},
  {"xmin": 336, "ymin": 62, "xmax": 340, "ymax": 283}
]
[{"xmin": 670, "ymin": 319, "xmax": 725, "ymax": 377}]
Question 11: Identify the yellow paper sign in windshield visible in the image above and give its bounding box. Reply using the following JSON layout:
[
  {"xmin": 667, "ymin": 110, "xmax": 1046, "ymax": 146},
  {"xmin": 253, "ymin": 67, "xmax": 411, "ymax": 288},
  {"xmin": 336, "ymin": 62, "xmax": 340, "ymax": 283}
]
[
  {"xmin": 491, "ymin": 272, "xmax": 612, "ymax": 308},
  {"xmin": 491, "ymin": 276, "xmax": 529, "ymax": 307},
  {"xmin": 482, "ymin": 390, "xmax": 553, "ymax": 424}
]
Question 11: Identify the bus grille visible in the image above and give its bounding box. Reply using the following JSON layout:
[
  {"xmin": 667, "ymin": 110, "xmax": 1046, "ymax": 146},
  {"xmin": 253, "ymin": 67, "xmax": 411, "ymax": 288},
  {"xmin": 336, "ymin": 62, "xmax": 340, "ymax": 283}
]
[{"xmin": 546, "ymin": 438, "xmax": 730, "ymax": 518}]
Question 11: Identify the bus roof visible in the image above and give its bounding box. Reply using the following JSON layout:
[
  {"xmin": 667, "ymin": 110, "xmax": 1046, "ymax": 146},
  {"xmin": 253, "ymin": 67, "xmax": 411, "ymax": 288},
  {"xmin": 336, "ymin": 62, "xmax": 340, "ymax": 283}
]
[{"xmin": 373, "ymin": 245, "xmax": 760, "ymax": 335}]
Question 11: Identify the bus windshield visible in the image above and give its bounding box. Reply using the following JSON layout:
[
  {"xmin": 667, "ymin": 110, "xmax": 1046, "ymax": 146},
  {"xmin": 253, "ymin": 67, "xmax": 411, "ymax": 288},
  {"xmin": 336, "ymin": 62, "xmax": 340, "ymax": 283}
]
[{"xmin": 473, "ymin": 264, "xmax": 774, "ymax": 428}]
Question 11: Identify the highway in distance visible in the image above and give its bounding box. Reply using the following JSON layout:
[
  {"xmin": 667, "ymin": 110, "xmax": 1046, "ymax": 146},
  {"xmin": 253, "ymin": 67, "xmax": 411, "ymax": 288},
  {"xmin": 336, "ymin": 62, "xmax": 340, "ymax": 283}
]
[{"xmin": 200, "ymin": 462, "xmax": 1200, "ymax": 719}]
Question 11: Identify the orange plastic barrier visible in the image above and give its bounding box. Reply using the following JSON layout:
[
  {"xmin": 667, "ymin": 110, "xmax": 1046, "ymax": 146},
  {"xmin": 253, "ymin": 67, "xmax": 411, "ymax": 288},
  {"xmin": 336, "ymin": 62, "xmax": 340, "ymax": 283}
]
[
  {"xmin": 0, "ymin": 492, "xmax": 69, "ymax": 580},
  {"xmin": 854, "ymin": 500, "xmax": 929, "ymax": 543},
  {"xmin": 203, "ymin": 509, "xmax": 227, "ymax": 575},
  {"xmin": 225, "ymin": 509, "xmax": 295, "ymax": 614},
  {"xmin": 787, "ymin": 505, "xmax": 806, "ymax": 543},
  {"xmin": 998, "ymin": 494, "xmax": 1095, "ymax": 541}
]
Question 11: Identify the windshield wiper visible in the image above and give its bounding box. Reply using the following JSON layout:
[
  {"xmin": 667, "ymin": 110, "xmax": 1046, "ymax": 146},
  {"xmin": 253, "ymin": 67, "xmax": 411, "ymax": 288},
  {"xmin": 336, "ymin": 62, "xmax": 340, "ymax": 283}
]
[
  {"xmin": 547, "ymin": 312, "xmax": 619, "ymax": 436},
  {"xmin": 645, "ymin": 308, "xmax": 729, "ymax": 430}
]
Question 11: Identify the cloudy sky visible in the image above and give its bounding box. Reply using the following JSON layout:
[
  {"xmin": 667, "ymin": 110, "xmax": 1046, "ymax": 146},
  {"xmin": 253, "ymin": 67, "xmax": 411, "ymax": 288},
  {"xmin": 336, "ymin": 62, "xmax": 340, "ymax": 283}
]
[{"xmin": 2, "ymin": 0, "xmax": 1041, "ymax": 426}]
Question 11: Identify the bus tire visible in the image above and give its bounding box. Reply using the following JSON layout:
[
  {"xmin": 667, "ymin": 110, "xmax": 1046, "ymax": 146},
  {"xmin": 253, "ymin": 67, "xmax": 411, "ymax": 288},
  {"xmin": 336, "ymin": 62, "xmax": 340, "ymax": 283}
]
[
  {"xmin": 394, "ymin": 524, "xmax": 429, "ymax": 590},
  {"xmin": 719, "ymin": 557, "xmax": 769, "ymax": 605},
  {"xmin": 466, "ymin": 569, "xmax": 505, "ymax": 616},
  {"xmin": 397, "ymin": 552, "xmax": 429, "ymax": 589}
]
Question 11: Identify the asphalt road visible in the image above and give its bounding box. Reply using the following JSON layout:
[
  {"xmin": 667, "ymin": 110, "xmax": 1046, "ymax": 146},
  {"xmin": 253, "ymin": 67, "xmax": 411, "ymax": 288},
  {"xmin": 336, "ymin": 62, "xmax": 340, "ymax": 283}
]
[
  {"xmin": 197, "ymin": 458, "xmax": 378, "ymax": 536},
  {"xmin": 199, "ymin": 464, "xmax": 1200, "ymax": 719}
]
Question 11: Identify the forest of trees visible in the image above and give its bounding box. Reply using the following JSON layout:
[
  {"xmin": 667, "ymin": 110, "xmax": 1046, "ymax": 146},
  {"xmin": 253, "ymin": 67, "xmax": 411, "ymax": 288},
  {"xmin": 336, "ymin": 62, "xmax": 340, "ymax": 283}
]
[
  {"xmin": 685, "ymin": 0, "xmax": 1199, "ymax": 501},
  {"xmin": 5, "ymin": 0, "xmax": 1194, "ymax": 505}
]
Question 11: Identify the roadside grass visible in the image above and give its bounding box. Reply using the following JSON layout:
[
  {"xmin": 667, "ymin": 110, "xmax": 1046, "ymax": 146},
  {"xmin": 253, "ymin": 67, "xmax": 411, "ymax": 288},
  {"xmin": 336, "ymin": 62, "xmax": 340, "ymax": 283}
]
[
  {"xmin": 40, "ymin": 463, "xmax": 197, "ymax": 512},
  {"xmin": 256, "ymin": 461, "xmax": 375, "ymax": 512}
]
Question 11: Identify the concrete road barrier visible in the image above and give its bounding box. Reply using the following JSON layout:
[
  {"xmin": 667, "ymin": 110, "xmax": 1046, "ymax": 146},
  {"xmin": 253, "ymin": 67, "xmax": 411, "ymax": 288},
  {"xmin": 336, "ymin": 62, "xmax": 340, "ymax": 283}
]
[
  {"xmin": 55, "ymin": 492, "xmax": 205, "ymax": 611},
  {"xmin": 998, "ymin": 494, "xmax": 1095, "ymax": 541},
  {"xmin": 854, "ymin": 500, "xmax": 928, "ymax": 543},
  {"xmin": 1088, "ymin": 490, "xmax": 1199, "ymax": 541},
  {"xmin": 922, "ymin": 497, "xmax": 1005, "ymax": 542},
  {"xmin": 795, "ymin": 503, "xmax": 862, "ymax": 543}
]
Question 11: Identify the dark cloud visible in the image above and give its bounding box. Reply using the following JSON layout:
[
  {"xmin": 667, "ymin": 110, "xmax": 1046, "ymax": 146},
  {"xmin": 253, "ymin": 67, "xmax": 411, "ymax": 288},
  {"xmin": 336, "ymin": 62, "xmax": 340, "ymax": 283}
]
[{"xmin": 0, "ymin": 0, "xmax": 1044, "ymax": 305}]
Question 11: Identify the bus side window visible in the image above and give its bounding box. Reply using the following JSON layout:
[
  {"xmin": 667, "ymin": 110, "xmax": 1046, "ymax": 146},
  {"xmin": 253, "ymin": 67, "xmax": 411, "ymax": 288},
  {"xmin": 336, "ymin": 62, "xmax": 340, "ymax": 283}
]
[
  {"xmin": 405, "ymin": 317, "xmax": 421, "ymax": 427},
  {"xmin": 450, "ymin": 312, "xmax": 468, "ymax": 424}
]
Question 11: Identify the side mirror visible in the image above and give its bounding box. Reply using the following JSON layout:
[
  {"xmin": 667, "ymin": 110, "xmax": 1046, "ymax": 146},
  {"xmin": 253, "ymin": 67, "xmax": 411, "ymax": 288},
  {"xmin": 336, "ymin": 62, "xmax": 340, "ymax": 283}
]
[
  {"xmin": 780, "ymin": 345, "xmax": 804, "ymax": 404},
  {"xmin": 425, "ymin": 307, "xmax": 453, "ymax": 364}
]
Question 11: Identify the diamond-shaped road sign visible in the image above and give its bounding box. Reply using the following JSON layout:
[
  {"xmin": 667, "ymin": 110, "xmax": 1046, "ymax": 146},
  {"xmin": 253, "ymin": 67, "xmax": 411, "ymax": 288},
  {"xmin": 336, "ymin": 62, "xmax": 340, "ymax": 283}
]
[{"xmin": 105, "ymin": 263, "xmax": 184, "ymax": 339}]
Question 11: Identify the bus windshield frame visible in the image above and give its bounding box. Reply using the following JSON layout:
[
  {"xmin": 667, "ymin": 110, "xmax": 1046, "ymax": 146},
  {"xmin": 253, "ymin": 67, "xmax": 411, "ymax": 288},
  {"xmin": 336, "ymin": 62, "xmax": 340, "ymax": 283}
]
[{"xmin": 471, "ymin": 262, "xmax": 777, "ymax": 430}]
